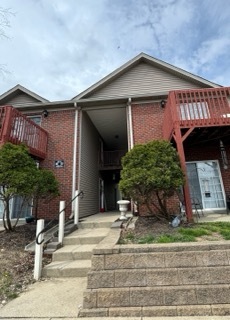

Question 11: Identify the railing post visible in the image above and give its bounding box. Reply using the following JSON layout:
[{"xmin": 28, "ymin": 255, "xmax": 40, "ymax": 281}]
[
  {"xmin": 59, "ymin": 201, "xmax": 65, "ymax": 245},
  {"xmin": 74, "ymin": 190, "xmax": 79, "ymax": 225},
  {"xmin": 34, "ymin": 219, "xmax": 44, "ymax": 281}
]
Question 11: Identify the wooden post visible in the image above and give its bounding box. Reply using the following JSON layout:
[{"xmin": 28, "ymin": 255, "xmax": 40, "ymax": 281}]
[
  {"xmin": 169, "ymin": 91, "xmax": 193, "ymax": 223},
  {"xmin": 74, "ymin": 190, "xmax": 79, "ymax": 225},
  {"xmin": 59, "ymin": 201, "xmax": 65, "ymax": 245},
  {"xmin": 174, "ymin": 126, "xmax": 193, "ymax": 222},
  {"xmin": 34, "ymin": 219, "xmax": 44, "ymax": 281}
]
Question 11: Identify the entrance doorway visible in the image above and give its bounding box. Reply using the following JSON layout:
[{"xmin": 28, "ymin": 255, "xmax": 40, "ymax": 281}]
[
  {"xmin": 100, "ymin": 171, "xmax": 122, "ymax": 211},
  {"xmin": 186, "ymin": 161, "xmax": 225, "ymax": 210}
]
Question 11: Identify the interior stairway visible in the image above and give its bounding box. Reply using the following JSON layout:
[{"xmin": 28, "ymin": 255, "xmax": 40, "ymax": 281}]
[{"xmin": 42, "ymin": 213, "xmax": 118, "ymax": 278}]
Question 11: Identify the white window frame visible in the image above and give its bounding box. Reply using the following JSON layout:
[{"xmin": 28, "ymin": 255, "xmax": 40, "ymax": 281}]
[
  {"xmin": 0, "ymin": 188, "xmax": 32, "ymax": 220},
  {"xmin": 186, "ymin": 160, "xmax": 226, "ymax": 211},
  {"xmin": 28, "ymin": 115, "xmax": 42, "ymax": 126}
]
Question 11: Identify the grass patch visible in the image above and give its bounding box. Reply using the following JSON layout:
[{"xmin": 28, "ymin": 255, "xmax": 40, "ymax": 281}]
[
  {"xmin": 157, "ymin": 233, "xmax": 195, "ymax": 243},
  {"xmin": 178, "ymin": 227, "xmax": 211, "ymax": 237},
  {"xmin": 137, "ymin": 235, "xmax": 155, "ymax": 244},
  {"xmin": 0, "ymin": 271, "xmax": 19, "ymax": 301},
  {"xmin": 220, "ymin": 229, "xmax": 230, "ymax": 240},
  {"xmin": 120, "ymin": 221, "xmax": 230, "ymax": 244}
]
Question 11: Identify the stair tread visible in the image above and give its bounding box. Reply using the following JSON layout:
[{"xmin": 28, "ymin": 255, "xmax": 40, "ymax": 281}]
[
  {"xmin": 54, "ymin": 244, "xmax": 97, "ymax": 253},
  {"xmin": 44, "ymin": 259, "xmax": 91, "ymax": 270},
  {"xmin": 66, "ymin": 228, "xmax": 110, "ymax": 237}
]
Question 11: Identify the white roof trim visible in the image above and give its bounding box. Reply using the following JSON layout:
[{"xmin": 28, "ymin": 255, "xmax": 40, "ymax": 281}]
[
  {"xmin": 0, "ymin": 84, "xmax": 49, "ymax": 103},
  {"xmin": 72, "ymin": 52, "xmax": 221, "ymax": 100}
]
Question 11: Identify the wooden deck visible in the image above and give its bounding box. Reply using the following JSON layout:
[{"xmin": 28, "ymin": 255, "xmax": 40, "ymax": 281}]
[
  {"xmin": 0, "ymin": 106, "xmax": 48, "ymax": 159},
  {"xmin": 162, "ymin": 86, "xmax": 230, "ymax": 222},
  {"xmin": 163, "ymin": 87, "xmax": 230, "ymax": 141}
]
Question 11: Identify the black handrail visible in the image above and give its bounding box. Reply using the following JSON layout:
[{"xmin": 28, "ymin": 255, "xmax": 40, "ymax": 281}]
[{"xmin": 35, "ymin": 190, "xmax": 84, "ymax": 245}]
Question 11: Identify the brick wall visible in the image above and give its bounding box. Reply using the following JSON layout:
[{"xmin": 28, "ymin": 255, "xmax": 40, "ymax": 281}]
[
  {"xmin": 37, "ymin": 109, "xmax": 76, "ymax": 220},
  {"xmin": 132, "ymin": 102, "xmax": 164, "ymax": 144},
  {"xmin": 132, "ymin": 102, "xmax": 177, "ymax": 216}
]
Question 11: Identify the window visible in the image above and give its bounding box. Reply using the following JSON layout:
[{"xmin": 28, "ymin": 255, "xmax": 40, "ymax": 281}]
[
  {"xmin": 28, "ymin": 116, "xmax": 42, "ymax": 126},
  {"xmin": 0, "ymin": 195, "xmax": 32, "ymax": 220},
  {"xmin": 0, "ymin": 186, "xmax": 32, "ymax": 221},
  {"xmin": 11, "ymin": 196, "xmax": 32, "ymax": 219},
  {"xmin": 186, "ymin": 161, "xmax": 225, "ymax": 210},
  {"xmin": 180, "ymin": 102, "xmax": 210, "ymax": 120},
  {"xmin": 0, "ymin": 199, "xmax": 4, "ymax": 219}
]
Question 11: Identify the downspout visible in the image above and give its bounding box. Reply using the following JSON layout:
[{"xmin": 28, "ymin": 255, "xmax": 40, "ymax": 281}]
[
  {"xmin": 69, "ymin": 102, "xmax": 78, "ymax": 219},
  {"xmin": 126, "ymin": 98, "xmax": 137, "ymax": 214},
  {"xmin": 127, "ymin": 97, "xmax": 134, "ymax": 149}
]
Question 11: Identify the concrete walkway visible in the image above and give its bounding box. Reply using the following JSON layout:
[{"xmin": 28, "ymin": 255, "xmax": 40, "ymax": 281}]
[
  {"xmin": 0, "ymin": 212, "xmax": 119, "ymax": 319},
  {"xmin": 1, "ymin": 212, "xmax": 230, "ymax": 319}
]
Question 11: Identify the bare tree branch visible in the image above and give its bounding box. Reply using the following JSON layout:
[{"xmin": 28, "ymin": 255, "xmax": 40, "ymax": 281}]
[
  {"xmin": 0, "ymin": 7, "xmax": 13, "ymax": 38},
  {"xmin": 0, "ymin": 7, "xmax": 14, "ymax": 75}
]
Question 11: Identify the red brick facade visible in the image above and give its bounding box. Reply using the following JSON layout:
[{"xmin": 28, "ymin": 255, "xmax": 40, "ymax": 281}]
[
  {"xmin": 38, "ymin": 109, "xmax": 76, "ymax": 219},
  {"xmin": 132, "ymin": 102, "xmax": 164, "ymax": 144}
]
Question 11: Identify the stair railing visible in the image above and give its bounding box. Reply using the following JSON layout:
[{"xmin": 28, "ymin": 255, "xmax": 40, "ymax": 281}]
[{"xmin": 35, "ymin": 190, "xmax": 84, "ymax": 245}]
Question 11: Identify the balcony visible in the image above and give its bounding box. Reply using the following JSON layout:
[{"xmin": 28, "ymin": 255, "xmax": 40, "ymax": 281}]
[
  {"xmin": 162, "ymin": 87, "xmax": 230, "ymax": 222},
  {"xmin": 0, "ymin": 106, "xmax": 48, "ymax": 159},
  {"xmin": 99, "ymin": 150, "xmax": 127, "ymax": 170},
  {"xmin": 163, "ymin": 87, "xmax": 230, "ymax": 142}
]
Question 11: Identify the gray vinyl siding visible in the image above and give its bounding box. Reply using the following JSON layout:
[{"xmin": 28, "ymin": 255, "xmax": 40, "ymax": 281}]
[
  {"xmin": 2, "ymin": 92, "xmax": 41, "ymax": 105},
  {"xmin": 79, "ymin": 112, "xmax": 100, "ymax": 218},
  {"xmin": 87, "ymin": 62, "xmax": 205, "ymax": 99}
]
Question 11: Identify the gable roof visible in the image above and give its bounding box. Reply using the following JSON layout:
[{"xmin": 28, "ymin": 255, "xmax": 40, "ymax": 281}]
[
  {"xmin": 0, "ymin": 84, "xmax": 49, "ymax": 104},
  {"xmin": 72, "ymin": 52, "xmax": 221, "ymax": 100}
]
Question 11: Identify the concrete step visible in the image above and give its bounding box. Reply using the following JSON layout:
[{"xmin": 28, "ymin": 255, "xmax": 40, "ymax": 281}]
[
  {"xmin": 79, "ymin": 304, "xmax": 230, "ymax": 317},
  {"xmin": 78, "ymin": 220, "xmax": 114, "ymax": 229},
  {"xmin": 63, "ymin": 228, "xmax": 110, "ymax": 245},
  {"xmin": 41, "ymin": 213, "xmax": 118, "ymax": 279},
  {"xmin": 82, "ymin": 284, "xmax": 230, "ymax": 309},
  {"xmin": 42, "ymin": 259, "xmax": 91, "ymax": 277},
  {"xmin": 53, "ymin": 244, "xmax": 96, "ymax": 261}
]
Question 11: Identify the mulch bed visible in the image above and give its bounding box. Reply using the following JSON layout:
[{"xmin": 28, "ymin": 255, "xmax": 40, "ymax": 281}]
[
  {"xmin": 121, "ymin": 216, "xmax": 179, "ymax": 239},
  {"xmin": 0, "ymin": 223, "xmax": 51, "ymax": 307}
]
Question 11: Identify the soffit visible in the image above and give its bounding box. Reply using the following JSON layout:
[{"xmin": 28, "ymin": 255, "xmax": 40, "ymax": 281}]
[{"xmin": 86, "ymin": 106, "xmax": 127, "ymax": 150}]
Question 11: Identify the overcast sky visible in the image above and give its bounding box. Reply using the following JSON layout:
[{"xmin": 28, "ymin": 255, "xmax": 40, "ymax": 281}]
[{"xmin": 0, "ymin": 0, "xmax": 229, "ymax": 101}]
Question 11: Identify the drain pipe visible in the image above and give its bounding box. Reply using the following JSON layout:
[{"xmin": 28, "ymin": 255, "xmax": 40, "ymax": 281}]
[
  {"xmin": 127, "ymin": 97, "xmax": 134, "ymax": 149},
  {"xmin": 69, "ymin": 102, "xmax": 79, "ymax": 219},
  {"xmin": 127, "ymin": 98, "xmax": 137, "ymax": 214}
]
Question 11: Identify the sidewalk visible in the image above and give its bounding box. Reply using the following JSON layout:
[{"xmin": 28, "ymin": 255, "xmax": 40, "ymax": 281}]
[
  {"xmin": 0, "ymin": 277, "xmax": 87, "ymax": 319},
  {"xmin": 1, "ymin": 212, "xmax": 230, "ymax": 319}
]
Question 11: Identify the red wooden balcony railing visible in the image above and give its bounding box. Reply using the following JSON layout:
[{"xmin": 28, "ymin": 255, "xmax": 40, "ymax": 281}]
[
  {"xmin": 0, "ymin": 106, "xmax": 48, "ymax": 159},
  {"xmin": 163, "ymin": 87, "xmax": 230, "ymax": 140}
]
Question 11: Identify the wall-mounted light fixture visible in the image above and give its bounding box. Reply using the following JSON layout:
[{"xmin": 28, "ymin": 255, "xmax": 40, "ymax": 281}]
[
  {"xmin": 220, "ymin": 140, "xmax": 228, "ymax": 170},
  {"xmin": 160, "ymin": 100, "xmax": 166, "ymax": 108},
  {"xmin": 43, "ymin": 109, "xmax": 49, "ymax": 118}
]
